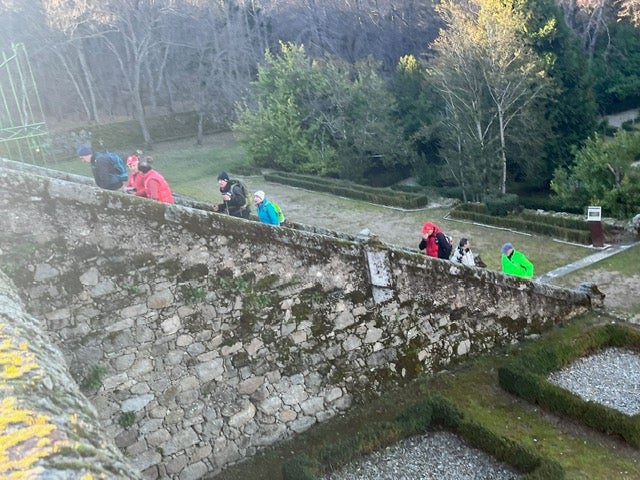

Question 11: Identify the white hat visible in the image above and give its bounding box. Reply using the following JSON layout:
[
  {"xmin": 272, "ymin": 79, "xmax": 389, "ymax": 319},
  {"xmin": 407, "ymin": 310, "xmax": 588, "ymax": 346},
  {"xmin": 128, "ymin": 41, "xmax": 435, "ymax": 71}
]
[{"xmin": 253, "ymin": 190, "xmax": 265, "ymax": 201}]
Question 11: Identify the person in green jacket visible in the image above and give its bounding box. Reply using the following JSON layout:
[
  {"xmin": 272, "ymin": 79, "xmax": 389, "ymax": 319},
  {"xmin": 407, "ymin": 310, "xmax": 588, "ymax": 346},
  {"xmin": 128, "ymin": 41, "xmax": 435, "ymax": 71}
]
[{"xmin": 501, "ymin": 243, "xmax": 534, "ymax": 279}]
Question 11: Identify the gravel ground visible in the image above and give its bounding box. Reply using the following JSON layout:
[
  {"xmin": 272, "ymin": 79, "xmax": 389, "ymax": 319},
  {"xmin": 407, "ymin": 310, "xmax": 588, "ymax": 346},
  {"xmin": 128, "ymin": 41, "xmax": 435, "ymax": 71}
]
[
  {"xmin": 548, "ymin": 347, "xmax": 640, "ymax": 416},
  {"xmin": 323, "ymin": 348, "xmax": 640, "ymax": 480},
  {"xmin": 322, "ymin": 431, "xmax": 521, "ymax": 480}
]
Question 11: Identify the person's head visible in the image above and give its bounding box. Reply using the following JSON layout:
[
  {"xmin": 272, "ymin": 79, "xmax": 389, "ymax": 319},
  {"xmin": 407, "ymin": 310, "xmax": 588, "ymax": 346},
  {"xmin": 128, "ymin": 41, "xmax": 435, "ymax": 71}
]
[
  {"xmin": 253, "ymin": 190, "xmax": 265, "ymax": 205},
  {"xmin": 459, "ymin": 237, "xmax": 469, "ymax": 250},
  {"xmin": 421, "ymin": 222, "xmax": 435, "ymax": 238},
  {"xmin": 127, "ymin": 155, "xmax": 139, "ymax": 172},
  {"xmin": 217, "ymin": 171, "xmax": 230, "ymax": 190},
  {"xmin": 138, "ymin": 156, "xmax": 153, "ymax": 174},
  {"xmin": 77, "ymin": 144, "xmax": 92, "ymax": 163},
  {"xmin": 501, "ymin": 243, "xmax": 514, "ymax": 256}
]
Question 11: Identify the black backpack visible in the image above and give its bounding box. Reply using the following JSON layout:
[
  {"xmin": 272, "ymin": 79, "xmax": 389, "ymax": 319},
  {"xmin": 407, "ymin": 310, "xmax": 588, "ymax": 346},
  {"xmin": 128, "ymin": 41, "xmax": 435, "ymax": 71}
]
[{"xmin": 435, "ymin": 232, "xmax": 453, "ymax": 259}]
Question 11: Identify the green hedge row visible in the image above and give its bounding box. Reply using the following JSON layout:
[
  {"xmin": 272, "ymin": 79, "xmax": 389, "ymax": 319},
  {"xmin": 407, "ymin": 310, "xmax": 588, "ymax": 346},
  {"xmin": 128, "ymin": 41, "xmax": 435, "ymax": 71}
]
[
  {"xmin": 458, "ymin": 203, "xmax": 588, "ymax": 230},
  {"xmin": 450, "ymin": 207, "xmax": 591, "ymax": 244},
  {"xmin": 498, "ymin": 324, "xmax": 640, "ymax": 448},
  {"xmin": 282, "ymin": 395, "xmax": 563, "ymax": 480},
  {"xmin": 263, "ymin": 171, "xmax": 429, "ymax": 209}
]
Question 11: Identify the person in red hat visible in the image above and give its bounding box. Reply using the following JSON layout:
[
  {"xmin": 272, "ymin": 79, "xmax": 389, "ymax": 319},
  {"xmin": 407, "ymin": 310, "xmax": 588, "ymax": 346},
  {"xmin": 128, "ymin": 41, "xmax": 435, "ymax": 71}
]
[
  {"xmin": 124, "ymin": 154, "xmax": 146, "ymax": 197},
  {"xmin": 418, "ymin": 222, "xmax": 452, "ymax": 259}
]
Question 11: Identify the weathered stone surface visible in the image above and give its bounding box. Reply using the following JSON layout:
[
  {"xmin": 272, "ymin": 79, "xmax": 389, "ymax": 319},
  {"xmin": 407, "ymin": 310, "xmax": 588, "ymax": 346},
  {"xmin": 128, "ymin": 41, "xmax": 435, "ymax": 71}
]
[{"xmin": 0, "ymin": 164, "xmax": 592, "ymax": 479}]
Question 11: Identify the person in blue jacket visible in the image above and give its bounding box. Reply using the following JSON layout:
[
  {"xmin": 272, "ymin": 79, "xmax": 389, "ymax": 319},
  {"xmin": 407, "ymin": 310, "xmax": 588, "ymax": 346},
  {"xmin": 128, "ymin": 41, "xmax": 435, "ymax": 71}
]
[{"xmin": 254, "ymin": 190, "xmax": 280, "ymax": 226}]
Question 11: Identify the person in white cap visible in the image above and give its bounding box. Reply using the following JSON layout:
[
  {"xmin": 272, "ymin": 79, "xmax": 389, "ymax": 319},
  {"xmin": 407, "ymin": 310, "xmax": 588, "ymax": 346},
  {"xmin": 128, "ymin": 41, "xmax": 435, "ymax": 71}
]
[{"xmin": 253, "ymin": 190, "xmax": 280, "ymax": 225}]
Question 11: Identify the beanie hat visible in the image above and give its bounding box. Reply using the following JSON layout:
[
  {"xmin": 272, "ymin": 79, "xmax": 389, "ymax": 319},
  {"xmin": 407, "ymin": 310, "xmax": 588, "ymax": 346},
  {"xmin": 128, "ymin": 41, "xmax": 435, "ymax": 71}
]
[
  {"xmin": 77, "ymin": 144, "xmax": 92, "ymax": 157},
  {"xmin": 138, "ymin": 158, "xmax": 152, "ymax": 173},
  {"xmin": 126, "ymin": 155, "xmax": 138, "ymax": 165},
  {"xmin": 421, "ymin": 222, "xmax": 435, "ymax": 234},
  {"xmin": 501, "ymin": 243, "xmax": 514, "ymax": 254},
  {"xmin": 254, "ymin": 190, "xmax": 265, "ymax": 201},
  {"xmin": 217, "ymin": 171, "xmax": 230, "ymax": 182}
]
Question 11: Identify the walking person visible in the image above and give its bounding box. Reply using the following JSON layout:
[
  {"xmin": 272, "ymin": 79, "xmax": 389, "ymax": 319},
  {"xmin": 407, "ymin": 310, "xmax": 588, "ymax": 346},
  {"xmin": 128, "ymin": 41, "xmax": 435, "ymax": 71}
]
[
  {"xmin": 501, "ymin": 242, "xmax": 534, "ymax": 278},
  {"xmin": 419, "ymin": 222, "xmax": 452, "ymax": 259},
  {"xmin": 451, "ymin": 238, "xmax": 476, "ymax": 267},
  {"xmin": 77, "ymin": 144, "xmax": 128, "ymax": 191},
  {"xmin": 124, "ymin": 154, "xmax": 146, "ymax": 197},
  {"xmin": 212, "ymin": 171, "xmax": 250, "ymax": 218},
  {"xmin": 254, "ymin": 190, "xmax": 280, "ymax": 225},
  {"xmin": 137, "ymin": 156, "xmax": 175, "ymax": 204}
]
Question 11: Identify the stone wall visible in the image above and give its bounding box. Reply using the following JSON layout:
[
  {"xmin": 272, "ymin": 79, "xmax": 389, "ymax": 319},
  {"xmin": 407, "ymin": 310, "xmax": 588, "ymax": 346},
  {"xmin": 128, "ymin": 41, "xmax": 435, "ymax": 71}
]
[
  {"xmin": 0, "ymin": 162, "xmax": 591, "ymax": 479},
  {"xmin": 0, "ymin": 270, "xmax": 140, "ymax": 479}
]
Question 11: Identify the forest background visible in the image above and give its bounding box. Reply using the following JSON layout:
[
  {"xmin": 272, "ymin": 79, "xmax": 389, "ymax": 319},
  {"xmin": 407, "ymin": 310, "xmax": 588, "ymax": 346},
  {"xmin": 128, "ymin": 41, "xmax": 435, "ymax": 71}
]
[{"xmin": 1, "ymin": 0, "xmax": 640, "ymax": 218}]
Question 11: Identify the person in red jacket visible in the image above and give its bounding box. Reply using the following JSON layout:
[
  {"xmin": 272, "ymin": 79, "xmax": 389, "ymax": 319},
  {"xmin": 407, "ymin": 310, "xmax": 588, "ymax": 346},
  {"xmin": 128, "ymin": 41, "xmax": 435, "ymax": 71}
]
[
  {"xmin": 137, "ymin": 156, "xmax": 175, "ymax": 204},
  {"xmin": 124, "ymin": 154, "xmax": 146, "ymax": 197},
  {"xmin": 418, "ymin": 222, "xmax": 452, "ymax": 259}
]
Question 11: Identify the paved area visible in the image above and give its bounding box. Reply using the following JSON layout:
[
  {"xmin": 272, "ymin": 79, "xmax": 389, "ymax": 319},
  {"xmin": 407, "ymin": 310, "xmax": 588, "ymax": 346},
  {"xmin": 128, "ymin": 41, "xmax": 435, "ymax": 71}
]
[{"xmin": 536, "ymin": 242, "xmax": 638, "ymax": 284}]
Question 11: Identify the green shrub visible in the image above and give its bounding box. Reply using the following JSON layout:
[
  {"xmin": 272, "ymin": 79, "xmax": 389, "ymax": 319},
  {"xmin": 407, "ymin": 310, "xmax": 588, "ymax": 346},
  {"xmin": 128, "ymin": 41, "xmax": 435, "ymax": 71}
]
[
  {"xmin": 264, "ymin": 171, "xmax": 428, "ymax": 208},
  {"xmin": 118, "ymin": 411, "xmax": 136, "ymax": 429},
  {"xmin": 80, "ymin": 365, "xmax": 107, "ymax": 392},
  {"xmin": 484, "ymin": 193, "xmax": 519, "ymax": 216},
  {"xmin": 498, "ymin": 324, "xmax": 640, "ymax": 449}
]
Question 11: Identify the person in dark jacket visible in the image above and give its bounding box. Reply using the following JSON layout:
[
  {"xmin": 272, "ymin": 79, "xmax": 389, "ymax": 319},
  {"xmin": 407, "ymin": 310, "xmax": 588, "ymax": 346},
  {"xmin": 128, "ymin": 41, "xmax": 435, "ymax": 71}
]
[
  {"xmin": 418, "ymin": 222, "xmax": 452, "ymax": 259},
  {"xmin": 212, "ymin": 171, "xmax": 250, "ymax": 218},
  {"xmin": 77, "ymin": 144, "xmax": 128, "ymax": 190}
]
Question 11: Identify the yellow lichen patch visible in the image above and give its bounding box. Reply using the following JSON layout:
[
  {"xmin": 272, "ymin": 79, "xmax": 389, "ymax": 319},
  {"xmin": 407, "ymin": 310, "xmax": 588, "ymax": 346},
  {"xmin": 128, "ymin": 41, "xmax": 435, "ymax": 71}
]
[
  {"xmin": 0, "ymin": 397, "xmax": 70, "ymax": 476},
  {"xmin": 0, "ymin": 336, "xmax": 40, "ymax": 380}
]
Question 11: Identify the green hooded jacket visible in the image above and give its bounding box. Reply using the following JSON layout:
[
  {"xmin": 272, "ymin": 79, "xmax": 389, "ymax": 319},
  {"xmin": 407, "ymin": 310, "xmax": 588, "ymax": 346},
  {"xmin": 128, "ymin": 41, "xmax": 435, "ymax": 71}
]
[{"xmin": 501, "ymin": 250, "xmax": 534, "ymax": 278}]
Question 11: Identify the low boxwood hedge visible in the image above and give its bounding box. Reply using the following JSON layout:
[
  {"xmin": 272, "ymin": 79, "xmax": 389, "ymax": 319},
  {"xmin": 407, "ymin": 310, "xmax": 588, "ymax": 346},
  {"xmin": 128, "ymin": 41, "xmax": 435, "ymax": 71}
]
[
  {"xmin": 282, "ymin": 395, "xmax": 563, "ymax": 480},
  {"xmin": 264, "ymin": 171, "xmax": 429, "ymax": 209},
  {"xmin": 498, "ymin": 324, "xmax": 640, "ymax": 448}
]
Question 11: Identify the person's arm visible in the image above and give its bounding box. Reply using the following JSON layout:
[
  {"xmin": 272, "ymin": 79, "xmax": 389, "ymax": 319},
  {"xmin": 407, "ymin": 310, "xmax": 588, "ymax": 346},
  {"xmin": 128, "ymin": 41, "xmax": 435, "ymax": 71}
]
[{"xmin": 418, "ymin": 238, "xmax": 426, "ymax": 251}]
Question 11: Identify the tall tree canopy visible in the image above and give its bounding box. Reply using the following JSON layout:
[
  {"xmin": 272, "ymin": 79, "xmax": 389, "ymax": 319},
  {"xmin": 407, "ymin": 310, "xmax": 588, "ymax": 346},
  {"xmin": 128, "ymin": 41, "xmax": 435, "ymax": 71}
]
[
  {"xmin": 233, "ymin": 42, "xmax": 413, "ymax": 184},
  {"xmin": 426, "ymin": 0, "xmax": 553, "ymax": 201}
]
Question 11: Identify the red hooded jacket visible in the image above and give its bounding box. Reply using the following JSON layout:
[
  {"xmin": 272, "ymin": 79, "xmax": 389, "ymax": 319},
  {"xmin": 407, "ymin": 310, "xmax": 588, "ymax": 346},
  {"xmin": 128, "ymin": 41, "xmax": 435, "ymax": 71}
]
[{"xmin": 143, "ymin": 169, "xmax": 174, "ymax": 204}]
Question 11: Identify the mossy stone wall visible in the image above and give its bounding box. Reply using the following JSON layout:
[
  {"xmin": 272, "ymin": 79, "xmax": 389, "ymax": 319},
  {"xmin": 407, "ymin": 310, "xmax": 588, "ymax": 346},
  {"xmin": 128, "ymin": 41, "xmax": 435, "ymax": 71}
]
[{"xmin": 0, "ymin": 160, "xmax": 591, "ymax": 478}]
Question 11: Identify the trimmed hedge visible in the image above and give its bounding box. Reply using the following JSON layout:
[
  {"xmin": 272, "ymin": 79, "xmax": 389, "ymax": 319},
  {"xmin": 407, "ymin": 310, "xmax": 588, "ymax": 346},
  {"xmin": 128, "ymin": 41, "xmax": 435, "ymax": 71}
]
[
  {"xmin": 264, "ymin": 171, "xmax": 429, "ymax": 209},
  {"xmin": 450, "ymin": 204, "xmax": 592, "ymax": 244},
  {"xmin": 282, "ymin": 395, "xmax": 563, "ymax": 480},
  {"xmin": 498, "ymin": 324, "xmax": 640, "ymax": 448}
]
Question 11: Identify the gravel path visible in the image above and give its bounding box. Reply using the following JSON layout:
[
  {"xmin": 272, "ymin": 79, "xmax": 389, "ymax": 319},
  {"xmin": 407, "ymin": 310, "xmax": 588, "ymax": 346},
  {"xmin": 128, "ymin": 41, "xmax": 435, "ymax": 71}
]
[
  {"xmin": 548, "ymin": 347, "xmax": 640, "ymax": 416},
  {"xmin": 322, "ymin": 431, "xmax": 520, "ymax": 480}
]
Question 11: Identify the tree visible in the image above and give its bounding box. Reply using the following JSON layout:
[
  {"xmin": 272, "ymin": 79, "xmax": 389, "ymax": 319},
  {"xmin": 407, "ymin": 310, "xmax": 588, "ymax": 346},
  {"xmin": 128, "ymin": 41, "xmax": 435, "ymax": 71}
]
[
  {"xmin": 234, "ymin": 42, "xmax": 412, "ymax": 183},
  {"xmin": 427, "ymin": 0, "xmax": 553, "ymax": 199},
  {"xmin": 551, "ymin": 130, "xmax": 640, "ymax": 218}
]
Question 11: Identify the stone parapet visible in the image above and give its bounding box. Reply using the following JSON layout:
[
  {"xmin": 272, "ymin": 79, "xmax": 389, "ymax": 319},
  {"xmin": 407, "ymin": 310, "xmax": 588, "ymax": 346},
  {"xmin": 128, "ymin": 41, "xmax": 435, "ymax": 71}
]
[{"xmin": 0, "ymin": 162, "xmax": 590, "ymax": 478}]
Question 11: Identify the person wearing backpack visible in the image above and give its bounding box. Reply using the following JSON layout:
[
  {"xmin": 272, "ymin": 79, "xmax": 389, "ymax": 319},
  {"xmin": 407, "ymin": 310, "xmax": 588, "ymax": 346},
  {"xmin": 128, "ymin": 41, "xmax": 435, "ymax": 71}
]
[
  {"xmin": 77, "ymin": 144, "xmax": 128, "ymax": 191},
  {"xmin": 212, "ymin": 171, "xmax": 250, "ymax": 219},
  {"xmin": 253, "ymin": 190, "xmax": 281, "ymax": 226},
  {"xmin": 418, "ymin": 222, "xmax": 452, "ymax": 259}
]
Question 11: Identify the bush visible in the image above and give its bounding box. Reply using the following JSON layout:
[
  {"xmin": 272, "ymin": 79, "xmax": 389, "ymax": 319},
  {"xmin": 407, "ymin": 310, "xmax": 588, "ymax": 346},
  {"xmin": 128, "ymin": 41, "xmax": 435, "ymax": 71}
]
[
  {"xmin": 484, "ymin": 193, "xmax": 520, "ymax": 216},
  {"xmin": 264, "ymin": 171, "xmax": 429, "ymax": 208},
  {"xmin": 498, "ymin": 324, "xmax": 640, "ymax": 449}
]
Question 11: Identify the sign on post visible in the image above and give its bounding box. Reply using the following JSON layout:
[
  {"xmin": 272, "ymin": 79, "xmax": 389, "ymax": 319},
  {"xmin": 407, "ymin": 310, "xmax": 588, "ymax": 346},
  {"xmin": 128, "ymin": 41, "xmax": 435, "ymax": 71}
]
[{"xmin": 587, "ymin": 206, "xmax": 604, "ymax": 247}]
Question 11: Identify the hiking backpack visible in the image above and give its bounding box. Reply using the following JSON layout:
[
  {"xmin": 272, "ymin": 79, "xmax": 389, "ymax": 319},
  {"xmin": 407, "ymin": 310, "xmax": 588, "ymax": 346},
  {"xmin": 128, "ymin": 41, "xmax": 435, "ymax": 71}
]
[
  {"xmin": 270, "ymin": 201, "xmax": 285, "ymax": 223},
  {"xmin": 436, "ymin": 232, "xmax": 453, "ymax": 259}
]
